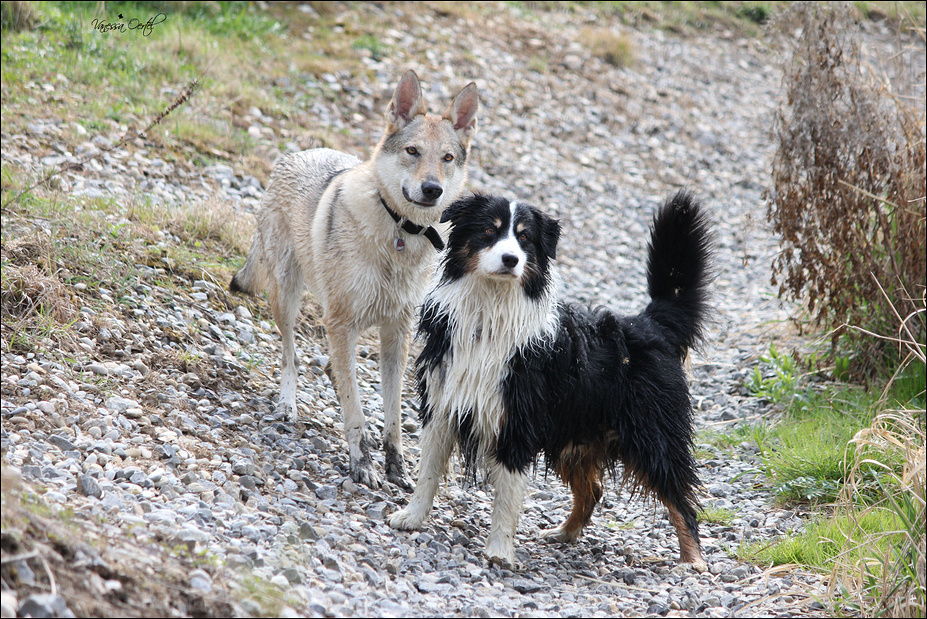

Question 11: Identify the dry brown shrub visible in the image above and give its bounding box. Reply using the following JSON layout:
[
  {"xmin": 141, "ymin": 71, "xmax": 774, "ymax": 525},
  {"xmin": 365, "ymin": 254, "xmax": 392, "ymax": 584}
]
[
  {"xmin": 0, "ymin": 263, "xmax": 75, "ymax": 324},
  {"xmin": 1, "ymin": 234, "xmax": 75, "ymax": 324},
  {"xmin": 579, "ymin": 26, "xmax": 636, "ymax": 68},
  {"xmin": 767, "ymin": 3, "xmax": 926, "ymax": 378}
]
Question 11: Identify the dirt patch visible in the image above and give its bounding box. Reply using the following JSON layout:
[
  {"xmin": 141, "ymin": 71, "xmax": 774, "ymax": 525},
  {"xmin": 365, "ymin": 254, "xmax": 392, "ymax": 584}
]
[{"xmin": 1, "ymin": 469, "xmax": 243, "ymax": 618}]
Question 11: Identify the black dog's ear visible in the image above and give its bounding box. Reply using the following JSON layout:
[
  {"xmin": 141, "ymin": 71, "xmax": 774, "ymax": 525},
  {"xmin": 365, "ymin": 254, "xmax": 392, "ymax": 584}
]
[
  {"xmin": 439, "ymin": 193, "xmax": 483, "ymax": 224},
  {"xmin": 532, "ymin": 205, "xmax": 561, "ymax": 260}
]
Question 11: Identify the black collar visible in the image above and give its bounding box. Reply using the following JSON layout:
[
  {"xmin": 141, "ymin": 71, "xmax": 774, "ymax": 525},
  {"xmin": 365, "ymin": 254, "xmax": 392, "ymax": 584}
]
[{"xmin": 379, "ymin": 195, "xmax": 445, "ymax": 251}]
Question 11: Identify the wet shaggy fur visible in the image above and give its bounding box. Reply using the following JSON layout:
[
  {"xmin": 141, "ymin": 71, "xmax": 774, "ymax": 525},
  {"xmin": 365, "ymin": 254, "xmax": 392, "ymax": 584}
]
[{"xmin": 389, "ymin": 190, "xmax": 713, "ymax": 570}]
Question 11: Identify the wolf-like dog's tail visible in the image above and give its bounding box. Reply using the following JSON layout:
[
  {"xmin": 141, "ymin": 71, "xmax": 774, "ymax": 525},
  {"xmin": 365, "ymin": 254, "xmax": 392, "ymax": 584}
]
[
  {"xmin": 644, "ymin": 190, "xmax": 713, "ymax": 357},
  {"xmin": 230, "ymin": 236, "xmax": 263, "ymax": 295}
]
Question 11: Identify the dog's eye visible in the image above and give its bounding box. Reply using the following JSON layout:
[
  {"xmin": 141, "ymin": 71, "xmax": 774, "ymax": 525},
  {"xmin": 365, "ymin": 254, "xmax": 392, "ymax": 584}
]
[
  {"xmin": 485, "ymin": 227, "xmax": 496, "ymax": 236},
  {"xmin": 406, "ymin": 146, "xmax": 418, "ymax": 156},
  {"xmin": 443, "ymin": 153, "xmax": 454, "ymax": 162},
  {"xmin": 519, "ymin": 232, "xmax": 528, "ymax": 242}
]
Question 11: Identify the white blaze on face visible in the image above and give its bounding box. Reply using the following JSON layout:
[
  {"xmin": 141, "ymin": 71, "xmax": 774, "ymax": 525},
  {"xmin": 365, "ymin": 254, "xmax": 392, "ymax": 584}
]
[{"xmin": 477, "ymin": 200, "xmax": 527, "ymax": 280}]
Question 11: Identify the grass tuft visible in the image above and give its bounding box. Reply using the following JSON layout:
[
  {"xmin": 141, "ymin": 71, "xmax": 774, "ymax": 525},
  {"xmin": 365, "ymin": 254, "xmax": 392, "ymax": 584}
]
[
  {"xmin": 0, "ymin": 0, "xmax": 35, "ymax": 31},
  {"xmin": 579, "ymin": 27, "xmax": 635, "ymax": 67}
]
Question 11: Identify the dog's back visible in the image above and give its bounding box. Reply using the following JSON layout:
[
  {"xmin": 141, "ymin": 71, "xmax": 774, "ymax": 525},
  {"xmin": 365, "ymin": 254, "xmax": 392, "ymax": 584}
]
[{"xmin": 230, "ymin": 148, "xmax": 360, "ymax": 297}]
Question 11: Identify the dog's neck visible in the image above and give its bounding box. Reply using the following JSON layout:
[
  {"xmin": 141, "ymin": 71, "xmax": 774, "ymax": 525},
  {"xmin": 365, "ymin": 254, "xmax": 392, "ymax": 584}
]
[
  {"xmin": 430, "ymin": 269, "xmax": 560, "ymax": 352},
  {"xmin": 379, "ymin": 194, "xmax": 445, "ymax": 251}
]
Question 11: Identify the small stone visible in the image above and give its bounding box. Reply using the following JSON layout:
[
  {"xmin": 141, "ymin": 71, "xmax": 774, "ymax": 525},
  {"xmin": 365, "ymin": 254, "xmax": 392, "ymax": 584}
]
[
  {"xmin": 512, "ymin": 579, "xmax": 543, "ymax": 594},
  {"xmin": 281, "ymin": 567, "xmax": 302, "ymax": 584},
  {"xmin": 131, "ymin": 359, "xmax": 149, "ymax": 375},
  {"xmin": 314, "ymin": 485, "xmax": 337, "ymax": 501},
  {"xmin": 17, "ymin": 593, "xmax": 74, "ymax": 618},
  {"xmin": 269, "ymin": 574, "xmax": 290, "ymax": 589},
  {"xmin": 48, "ymin": 434, "xmax": 75, "ymax": 452},
  {"xmin": 78, "ymin": 474, "xmax": 103, "ymax": 499},
  {"xmin": 86, "ymin": 363, "xmax": 108, "ymax": 375},
  {"xmin": 1, "ymin": 591, "xmax": 17, "ymax": 618},
  {"xmin": 563, "ymin": 54, "xmax": 584, "ymax": 71},
  {"xmin": 189, "ymin": 569, "xmax": 213, "ymax": 593},
  {"xmin": 299, "ymin": 522, "xmax": 321, "ymax": 541}
]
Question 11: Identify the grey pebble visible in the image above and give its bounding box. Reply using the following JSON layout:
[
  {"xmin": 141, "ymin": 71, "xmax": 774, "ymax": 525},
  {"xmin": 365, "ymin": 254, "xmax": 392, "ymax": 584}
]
[
  {"xmin": 17, "ymin": 594, "xmax": 75, "ymax": 618},
  {"xmin": 77, "ymin": 474, "xmax": 103, "ymax": 499}
]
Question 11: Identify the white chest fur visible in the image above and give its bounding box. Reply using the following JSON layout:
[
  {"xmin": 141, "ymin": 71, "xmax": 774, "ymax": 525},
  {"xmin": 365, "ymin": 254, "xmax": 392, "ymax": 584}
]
[{"xmin": 421, "ymin": 273, "xmax": 559, "ymax": 456}]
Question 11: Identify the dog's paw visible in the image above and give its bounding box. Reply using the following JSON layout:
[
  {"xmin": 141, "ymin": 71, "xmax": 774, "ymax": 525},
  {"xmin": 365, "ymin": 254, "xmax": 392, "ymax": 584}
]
[
  {"xmin": 349, "ymin": 455, "xmax": 382, "ymax": 489},
  {"xmin": 274, "ymin": 401, "xmax": 297, "ymax": 422},
  {"xmin": 539, "ymin": 525, "xmax": 582, "ymax": 543},
  {"xmin": 384, "ymin": 455, "xmax": 413, "ymax": 492},
  {"xmin": 388, "ymin": 507, "xmax": 425, "ymax": 530},
  {"xmin": 484, "ymin": 535, "xmax": 515, "ymax": 568},
  {"xmin": 682, "ymin": 557, "xmax": 708, "ymax": 573}
]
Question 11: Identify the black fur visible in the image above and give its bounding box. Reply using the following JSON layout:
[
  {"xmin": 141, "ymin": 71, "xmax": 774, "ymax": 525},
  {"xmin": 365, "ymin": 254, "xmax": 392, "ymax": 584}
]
[{"xmin": 418, "ymin": 190, "xmax": 713, "ymax": 549}]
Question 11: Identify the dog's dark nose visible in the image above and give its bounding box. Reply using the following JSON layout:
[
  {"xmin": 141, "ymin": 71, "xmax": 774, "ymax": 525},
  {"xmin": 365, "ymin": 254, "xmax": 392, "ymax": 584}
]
[
  {"xmin": 502, "ymin": 253, "xmax": 519, "ymax": 269},
  {"xmin": 421, "ymin": 181, "xmax": 443, "ymax": 202}
]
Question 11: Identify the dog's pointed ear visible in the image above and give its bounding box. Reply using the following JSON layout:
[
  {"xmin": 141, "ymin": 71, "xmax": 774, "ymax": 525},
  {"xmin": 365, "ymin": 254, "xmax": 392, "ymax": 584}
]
[
  {"xmin": 443, "ymin": 82, "xmax": 479, "ymax": 145},
  {"xmin": 387, "ymin": 70, "xmax": 426, "ymax": 133},
  {"xmin": 532, "ymin": 206, "xmax": 561, "ymax": 260},
  {"xmin": 439, "ymin": 194, "xmax": 478, "ymax": 225}
]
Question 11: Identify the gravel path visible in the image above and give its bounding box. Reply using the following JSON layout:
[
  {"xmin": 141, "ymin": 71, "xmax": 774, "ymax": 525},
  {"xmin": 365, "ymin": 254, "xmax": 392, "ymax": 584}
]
[{"xmin": 1, "ymin": 5, "xmax": 851, "ymax": 617}]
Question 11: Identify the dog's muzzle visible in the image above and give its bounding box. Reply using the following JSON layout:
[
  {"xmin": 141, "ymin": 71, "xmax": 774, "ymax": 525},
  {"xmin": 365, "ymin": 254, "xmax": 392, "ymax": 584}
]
[{"xmin": 403, "ymin": 183, "xmax": 442, "ymax": 207}]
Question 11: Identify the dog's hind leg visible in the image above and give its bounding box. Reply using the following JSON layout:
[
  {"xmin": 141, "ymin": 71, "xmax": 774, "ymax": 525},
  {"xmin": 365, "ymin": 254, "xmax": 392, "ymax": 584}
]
[
  {"xmin": 667, "ymin": 502, "xmax": 707, "ymax": 572},
  {"xmin": 541, "ymin": 448, "xmax": 603, "ymax": 542},
  {"xmin": 485, "ymin": 459, "xmax": 528, "ymax": 567},
  {"xmin": 268, "ymin": 258, "xmax": 305, "ymax": 421},
  {"xmin": 623, "ymin": 444, "xmax": 706, "ymax": 571},
  {"xmin": 326, "ymin": 319, "xmax": 381, "ymax": 488},
  {"xmin": 388, "ymin": 414, "xmax": 455, "ymax": 529},
  {"xmin": 380, "ymin": 320, "xmax": 413, "ymax": 491}
]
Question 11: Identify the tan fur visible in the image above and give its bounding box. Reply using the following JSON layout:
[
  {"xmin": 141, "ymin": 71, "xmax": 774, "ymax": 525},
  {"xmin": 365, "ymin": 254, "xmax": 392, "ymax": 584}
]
[
  {"xmin": 231, "ymin": 71, "xmax": 479, "ymax": 489},
  {"xmin": 540, "ymin": 441, "xmax": 707, "ymax": 571}
]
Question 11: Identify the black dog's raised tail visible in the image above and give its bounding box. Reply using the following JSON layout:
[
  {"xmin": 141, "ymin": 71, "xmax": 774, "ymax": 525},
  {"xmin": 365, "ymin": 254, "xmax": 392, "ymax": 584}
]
[{"xmin": 645, "ymin": 190, "xmax": 713, "ymax": 356}]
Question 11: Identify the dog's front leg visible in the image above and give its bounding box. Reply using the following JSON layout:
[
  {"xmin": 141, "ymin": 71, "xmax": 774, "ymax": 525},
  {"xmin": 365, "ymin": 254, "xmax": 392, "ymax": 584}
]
[
  {"xmin": 485, "ymin": 460, "xmax": 528, "ymax": 567},
  {"xmin": 326, "ymin": 322, "xmax": 380, "ymax": 488},
  {"xmin": 389, "ymin": 415, "xmax": 454, "ymax": 529},
  {"xmin": 379, "ymin": 320, "xmax": 413, "ymax": 490}
]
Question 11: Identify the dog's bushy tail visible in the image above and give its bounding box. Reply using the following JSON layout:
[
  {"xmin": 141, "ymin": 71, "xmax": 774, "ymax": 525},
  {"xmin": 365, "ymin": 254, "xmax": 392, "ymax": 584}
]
[
  {"xmin": 644, "ymin": 190, "xmax": 713, "ymax": 356},
  {"xmin": 229, "ymin": 234, "xmax": 262, "ymax": 295}
]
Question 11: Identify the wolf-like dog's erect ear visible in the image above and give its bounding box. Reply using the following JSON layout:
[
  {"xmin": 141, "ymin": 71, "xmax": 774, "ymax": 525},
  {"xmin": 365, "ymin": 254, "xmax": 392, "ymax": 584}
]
[
  {"xmin": 443, "ymin": 82, "xmax": 479, "ymax": 145},
  {"xmin": 532, "ymin": 204, "xmax": 561, "ymax": 260},
  {"xmin": 386, "ymin": 70, "xmax": 427, "ymax": 133}
]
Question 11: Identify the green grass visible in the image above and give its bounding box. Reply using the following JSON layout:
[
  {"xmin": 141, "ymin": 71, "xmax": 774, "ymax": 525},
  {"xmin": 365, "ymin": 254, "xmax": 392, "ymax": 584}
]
[
  {"xmin": 743, "ymin": 344, "xmax": 923, "ymax": 505},
  {"xmin": 699, "ymin": 505, "xmax": 737, "ymax": 526},
  {"xmin": 0, "ymin": 0, "xmax": 371, "ymax": 173},
  {"xmin": 742, "ymin": 507, "xmax": 906, "ymax": 567},
  {"xmin": 737, "ymin": 339, "xmax": 925, "ymax": 615}
]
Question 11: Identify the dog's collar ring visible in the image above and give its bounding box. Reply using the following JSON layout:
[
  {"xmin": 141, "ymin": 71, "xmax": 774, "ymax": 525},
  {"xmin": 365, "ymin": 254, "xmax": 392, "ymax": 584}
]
[
  {"xmin": 379, "ymin": 195, "xmax": 445, "ymax": 252},
  {"xmin": 394, "ymin": 218, "xmax": 406, "ymax": 252}
]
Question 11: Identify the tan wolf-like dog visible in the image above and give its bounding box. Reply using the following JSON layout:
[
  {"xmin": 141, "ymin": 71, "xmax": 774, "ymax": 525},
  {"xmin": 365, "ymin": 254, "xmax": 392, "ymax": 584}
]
[{"xmin": 230, "ymin": 70, "xmax": 479, "ymax": 489}]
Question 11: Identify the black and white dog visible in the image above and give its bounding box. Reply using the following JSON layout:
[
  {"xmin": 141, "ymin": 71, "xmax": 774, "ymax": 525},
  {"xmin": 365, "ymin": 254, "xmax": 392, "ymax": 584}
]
[{"xmin": 389, "ymin": 191, "xmax": 713, "ymax": 570}]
